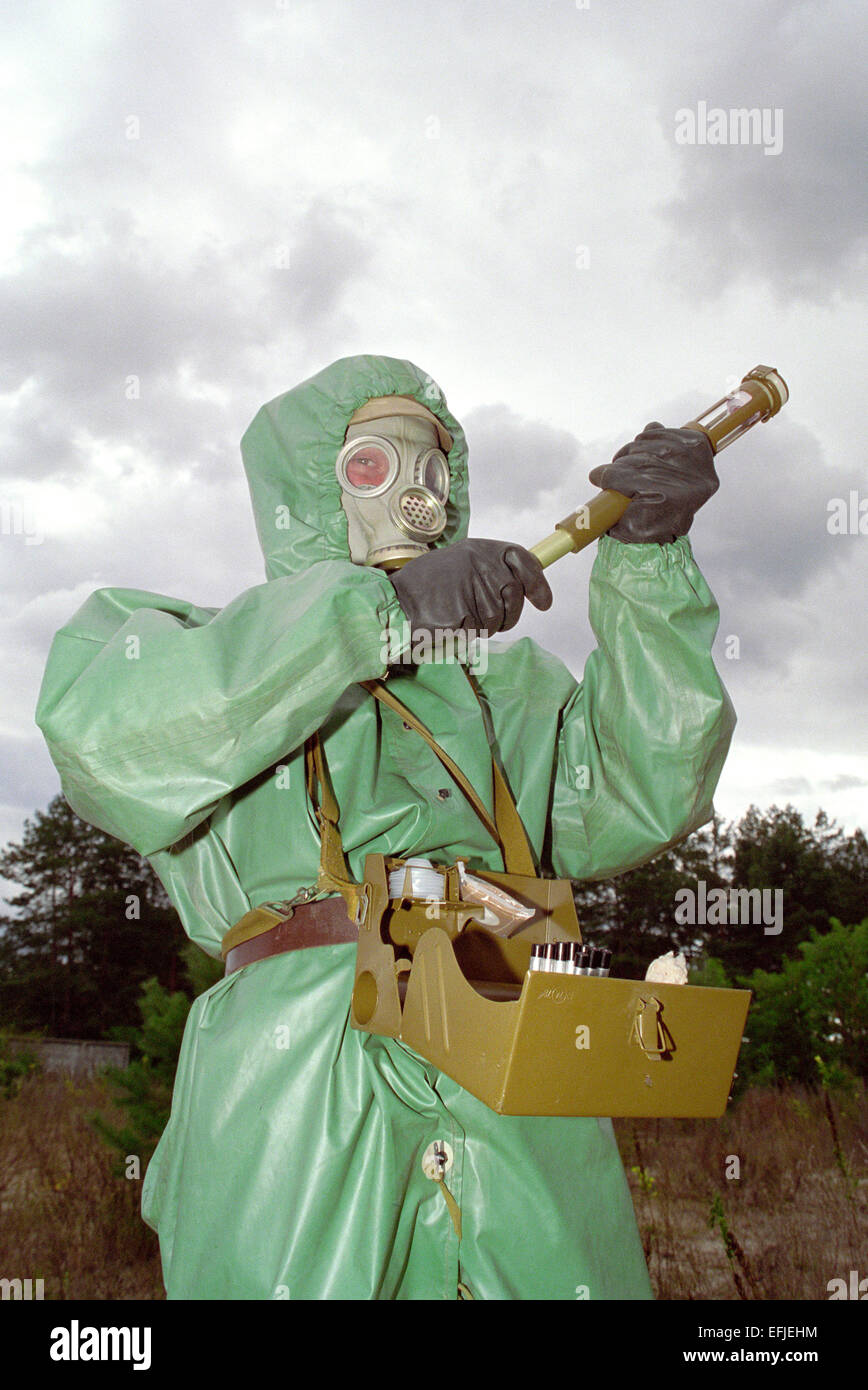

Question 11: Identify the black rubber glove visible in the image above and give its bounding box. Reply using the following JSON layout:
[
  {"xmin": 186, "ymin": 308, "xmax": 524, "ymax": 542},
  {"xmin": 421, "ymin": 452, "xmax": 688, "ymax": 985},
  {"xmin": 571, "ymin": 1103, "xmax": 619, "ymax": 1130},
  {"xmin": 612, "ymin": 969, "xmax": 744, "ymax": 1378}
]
[
  {"xmin": 389, "ymin": 538, "xmax": 553, "ymax": 637},
  {"xmin": 587, "ymin": 423, "xmax": 719, "ymax": 543}
]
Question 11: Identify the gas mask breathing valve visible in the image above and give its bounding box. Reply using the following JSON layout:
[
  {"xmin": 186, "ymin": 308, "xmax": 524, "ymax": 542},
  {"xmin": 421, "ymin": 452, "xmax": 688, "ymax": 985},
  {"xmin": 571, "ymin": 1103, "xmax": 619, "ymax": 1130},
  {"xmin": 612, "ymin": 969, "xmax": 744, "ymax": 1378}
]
[{"xmin": 391, "ymin": 486, "xmax": 446, "ymax": 540}]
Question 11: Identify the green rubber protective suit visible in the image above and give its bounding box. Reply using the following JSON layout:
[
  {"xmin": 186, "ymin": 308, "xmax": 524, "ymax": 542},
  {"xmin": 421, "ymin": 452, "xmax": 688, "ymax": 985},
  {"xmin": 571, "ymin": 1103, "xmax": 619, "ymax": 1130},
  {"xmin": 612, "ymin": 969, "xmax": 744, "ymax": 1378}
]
[{"xmin": 35, "ymin": 355, "xmax": 736, "ymax": 1300}]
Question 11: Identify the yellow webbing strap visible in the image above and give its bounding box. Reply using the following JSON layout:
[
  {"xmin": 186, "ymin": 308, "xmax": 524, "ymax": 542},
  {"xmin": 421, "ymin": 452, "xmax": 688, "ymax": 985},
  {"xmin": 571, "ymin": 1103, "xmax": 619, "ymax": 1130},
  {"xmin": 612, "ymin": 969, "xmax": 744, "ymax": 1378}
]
[
  {"xmin": 305, "ymin": 735, "xmax": 367, "ymax": 923},
  {"xmin": 221, "ymin": 904, "xmax": 286, "ymax": 959},
  {"xmin": 361, "ymin": 678, "xmax": 536, "ymax": 877},
  {"xmin": 435, "ymin": 1173, "xmax": 463, "ymax": 1242},
  {"xmin": 225, "ymin": 669, "xmax": 538, "ymax": 958}
]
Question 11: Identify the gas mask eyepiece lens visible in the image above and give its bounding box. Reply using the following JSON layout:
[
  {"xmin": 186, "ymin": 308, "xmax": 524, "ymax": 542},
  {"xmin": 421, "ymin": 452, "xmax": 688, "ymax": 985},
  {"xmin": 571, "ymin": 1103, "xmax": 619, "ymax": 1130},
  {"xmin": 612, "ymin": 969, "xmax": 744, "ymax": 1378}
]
[
  {"xmin": 336, "ymin": 437, "xmax": 400, "ymax": 496},
  {"xmin": 414, "ymin": 448, "xmax": 450, "ymax": 502}
]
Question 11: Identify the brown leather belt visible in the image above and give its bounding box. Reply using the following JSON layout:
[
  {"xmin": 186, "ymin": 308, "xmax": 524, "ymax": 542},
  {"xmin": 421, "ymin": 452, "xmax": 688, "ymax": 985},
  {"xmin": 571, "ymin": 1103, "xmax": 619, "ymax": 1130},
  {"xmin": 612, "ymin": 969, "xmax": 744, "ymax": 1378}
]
[
  {"xmin": 224, "ymin": 893, "xmax": 526, "ymax": 1003},
  {"xmin": 224, "ymin": 897, "xmax": 358, "ymax": 976}
]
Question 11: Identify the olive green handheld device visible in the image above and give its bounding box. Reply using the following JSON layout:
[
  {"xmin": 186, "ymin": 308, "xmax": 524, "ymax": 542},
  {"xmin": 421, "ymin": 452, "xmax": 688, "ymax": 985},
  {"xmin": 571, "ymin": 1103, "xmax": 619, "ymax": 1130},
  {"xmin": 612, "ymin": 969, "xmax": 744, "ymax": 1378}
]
[{"xmin": 531, "ymin": 365, "xmax": 789, "ymax": 568}]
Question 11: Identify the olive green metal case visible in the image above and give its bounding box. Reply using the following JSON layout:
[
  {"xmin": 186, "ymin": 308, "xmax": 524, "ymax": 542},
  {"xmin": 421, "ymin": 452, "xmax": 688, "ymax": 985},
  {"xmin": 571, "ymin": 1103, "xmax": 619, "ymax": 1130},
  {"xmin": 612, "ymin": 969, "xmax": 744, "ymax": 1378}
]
[{"xmin": 350, "ymin": 855, "xmax": 750, "ymax": 1118}]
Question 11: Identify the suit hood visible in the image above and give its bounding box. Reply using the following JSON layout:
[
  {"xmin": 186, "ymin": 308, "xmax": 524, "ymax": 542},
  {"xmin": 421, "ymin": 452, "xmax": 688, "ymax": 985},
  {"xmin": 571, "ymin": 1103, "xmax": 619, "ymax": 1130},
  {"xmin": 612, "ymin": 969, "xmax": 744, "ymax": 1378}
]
[{"xmin": 240, "ymin": 355, "xmax": 469, "ymax": 580}]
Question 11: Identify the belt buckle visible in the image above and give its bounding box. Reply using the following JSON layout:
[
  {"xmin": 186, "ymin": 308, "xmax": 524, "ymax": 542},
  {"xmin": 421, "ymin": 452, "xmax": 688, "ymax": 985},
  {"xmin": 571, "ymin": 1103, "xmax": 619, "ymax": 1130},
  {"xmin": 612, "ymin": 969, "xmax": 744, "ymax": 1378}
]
[
  {"xmin": 352, "ymin": 886, "xmax": 369, "ymax": 928},
  {"xmin": 261, "ymin": 886, "xmax": 319, "ymax": 920}
]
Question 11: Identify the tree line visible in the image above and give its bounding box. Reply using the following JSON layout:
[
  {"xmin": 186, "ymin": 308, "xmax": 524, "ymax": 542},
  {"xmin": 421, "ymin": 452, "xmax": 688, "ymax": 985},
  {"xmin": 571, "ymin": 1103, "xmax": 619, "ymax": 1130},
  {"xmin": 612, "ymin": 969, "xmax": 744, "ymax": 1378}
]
[{"xmin": 0, "ymin": 796, "xmax": 193, "ymax": 1038}]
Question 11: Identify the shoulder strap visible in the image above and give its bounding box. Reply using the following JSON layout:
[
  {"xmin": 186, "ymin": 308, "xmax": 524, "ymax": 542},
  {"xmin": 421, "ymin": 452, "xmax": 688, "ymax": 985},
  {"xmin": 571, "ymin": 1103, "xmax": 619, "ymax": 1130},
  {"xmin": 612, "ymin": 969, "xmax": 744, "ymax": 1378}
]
[
  {"xmin": 305, "ymin": 735, "xmax": 367, "ymax": 921},
  {"xmin": 361, "ymin": 677, "xmax": 537, "ymax": 876}
]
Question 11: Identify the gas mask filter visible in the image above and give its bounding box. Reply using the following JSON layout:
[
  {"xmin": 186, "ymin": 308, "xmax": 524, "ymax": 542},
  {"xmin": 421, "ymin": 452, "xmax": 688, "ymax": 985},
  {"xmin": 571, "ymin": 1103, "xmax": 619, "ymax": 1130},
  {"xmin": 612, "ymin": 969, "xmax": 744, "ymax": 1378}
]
[{"xmin": 336, "ymin": 411, "xmax": 451, "ymax": 568}]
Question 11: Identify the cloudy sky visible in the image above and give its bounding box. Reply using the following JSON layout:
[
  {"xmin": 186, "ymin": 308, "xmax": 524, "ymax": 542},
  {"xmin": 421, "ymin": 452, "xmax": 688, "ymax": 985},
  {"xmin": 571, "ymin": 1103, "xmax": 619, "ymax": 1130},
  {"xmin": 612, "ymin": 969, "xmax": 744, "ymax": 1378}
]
[{"xmin": 1, "ymin": 0, "xmax": 866, "ymax": 881}]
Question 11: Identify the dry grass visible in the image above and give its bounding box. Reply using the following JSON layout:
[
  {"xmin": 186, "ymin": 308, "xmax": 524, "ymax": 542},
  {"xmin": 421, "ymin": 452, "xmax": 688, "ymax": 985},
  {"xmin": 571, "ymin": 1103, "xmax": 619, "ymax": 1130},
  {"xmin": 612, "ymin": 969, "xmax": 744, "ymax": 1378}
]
[
  {"xmin": 1, "ymin": 1074, "xmax": 865, "ymax": 1300},
  {"xmin": 0, "ymin": 1073, "xmax": 164, "ymax": 1300},
  {"xmin": 614, "ymin": 1083, "xmax": 868, "ymax": 1300}
]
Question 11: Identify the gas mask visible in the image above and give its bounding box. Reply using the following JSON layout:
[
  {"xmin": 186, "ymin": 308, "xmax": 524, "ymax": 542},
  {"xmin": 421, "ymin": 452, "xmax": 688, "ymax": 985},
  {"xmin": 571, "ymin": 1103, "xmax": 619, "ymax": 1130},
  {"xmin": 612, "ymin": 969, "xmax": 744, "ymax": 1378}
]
[{"xmin": 336, "ymin": 405, "xmax": 452, "ymax": 569}]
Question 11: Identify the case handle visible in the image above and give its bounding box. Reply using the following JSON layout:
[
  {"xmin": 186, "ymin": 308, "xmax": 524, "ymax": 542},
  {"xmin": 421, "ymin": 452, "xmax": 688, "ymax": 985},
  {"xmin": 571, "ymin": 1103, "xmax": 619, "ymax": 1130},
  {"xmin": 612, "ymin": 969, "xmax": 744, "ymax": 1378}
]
[{"xmin": 630, "ymin": 996, "xmax": 668, "ymax": 1060}]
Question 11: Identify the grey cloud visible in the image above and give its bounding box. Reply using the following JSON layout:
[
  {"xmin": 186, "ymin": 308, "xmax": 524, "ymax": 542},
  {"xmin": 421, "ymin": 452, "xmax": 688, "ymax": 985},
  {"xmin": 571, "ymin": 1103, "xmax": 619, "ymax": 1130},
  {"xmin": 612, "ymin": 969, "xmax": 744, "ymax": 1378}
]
[
  {"xmin": 0, "ymin": 225, "xmax": 253, "ymax": 392},
  {"xmin": 823, "ymin": 774, "xmax": 868, "ymax": 792},
  {"xmin": 0, "ymin": 468, "xmax": 265, "ymax": 609},
  {"xmin": 258, "ymin": 204, "xmax": 376, "ymax": 364},
  {"xmin": 770, "ymin": 777, "xmax": 813, "ymax": 796},
  {"xmin": 677, "ymin": 409, "xmax": 859, "ymax": 599},
  {"xmin": 0, "ymin": 200, "xmax": 372, "ymax": 488},
  {"xmin": 1, "ymin": 3, "xmax": 378, "ymax": 475},
  {"xmin": 462, "ymin": 403, "xmax": 591, "ymax": 511},
  {"xmin": 650, "ymin": 2, "xmax": 866, "ymax": 301},
  {"xmin": 0, "ymin": 736, "xmax": 62, "ymax": 823}
]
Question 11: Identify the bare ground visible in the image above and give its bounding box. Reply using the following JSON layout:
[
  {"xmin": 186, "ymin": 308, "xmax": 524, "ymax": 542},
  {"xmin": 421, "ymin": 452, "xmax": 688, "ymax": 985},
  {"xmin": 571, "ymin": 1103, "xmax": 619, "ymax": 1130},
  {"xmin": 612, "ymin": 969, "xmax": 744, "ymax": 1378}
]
[
  {"xmin": 614, "ymin": 1084, "xmax": 868, "ymax": 1300},
  {"xmin": 0, "ymin": 1075, "xmax": 864, "ymax": 1300}
]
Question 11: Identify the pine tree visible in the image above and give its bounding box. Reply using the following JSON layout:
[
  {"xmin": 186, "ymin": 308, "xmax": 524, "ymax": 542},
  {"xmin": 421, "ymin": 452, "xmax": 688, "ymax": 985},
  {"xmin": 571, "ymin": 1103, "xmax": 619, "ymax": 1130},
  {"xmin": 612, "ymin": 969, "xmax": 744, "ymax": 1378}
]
[
  {"xmin": 0, "ymin": 795, "xmax": 187, "ymax": 1037},
  {"xmin": 573, "ymin": 806, "xmax": 867, "ymax": 982},
  {"xmin": 89, "ymin": 976, "xmax": 194, "ymax": 1171}
]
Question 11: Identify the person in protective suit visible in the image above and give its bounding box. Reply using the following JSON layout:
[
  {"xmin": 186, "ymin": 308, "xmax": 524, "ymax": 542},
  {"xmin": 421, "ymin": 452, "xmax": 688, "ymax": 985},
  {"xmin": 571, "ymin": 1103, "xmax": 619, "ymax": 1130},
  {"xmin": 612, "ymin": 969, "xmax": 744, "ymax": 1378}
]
[{"xmin": 36, "ymin": 354, "xmax": 734, "ymax": 1300}]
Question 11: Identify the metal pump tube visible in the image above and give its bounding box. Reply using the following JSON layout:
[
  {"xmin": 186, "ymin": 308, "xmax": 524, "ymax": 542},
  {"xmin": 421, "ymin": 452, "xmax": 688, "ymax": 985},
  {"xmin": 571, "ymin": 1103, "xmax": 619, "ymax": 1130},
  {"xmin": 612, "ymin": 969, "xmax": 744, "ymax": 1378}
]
[{"xmin": 530, "ymin": 365, "xmax": 789, "ymax": 569}]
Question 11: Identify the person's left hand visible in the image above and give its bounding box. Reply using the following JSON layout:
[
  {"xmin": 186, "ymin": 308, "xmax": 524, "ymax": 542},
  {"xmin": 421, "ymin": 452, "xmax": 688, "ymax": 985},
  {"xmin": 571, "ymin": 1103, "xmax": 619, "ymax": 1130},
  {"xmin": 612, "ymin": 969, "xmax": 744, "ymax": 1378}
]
[{"xmin": 588, "ymin": 423, "xmax": 719, "ymax": 543}]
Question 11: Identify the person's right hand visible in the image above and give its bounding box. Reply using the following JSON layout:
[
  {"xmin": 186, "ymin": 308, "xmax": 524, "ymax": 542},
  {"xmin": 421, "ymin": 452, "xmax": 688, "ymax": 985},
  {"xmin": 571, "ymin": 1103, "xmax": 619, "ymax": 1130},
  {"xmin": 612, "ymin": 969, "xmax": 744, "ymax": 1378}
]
[{"xmin": 389, "ymin": 539, "xmax": 553, "ymax": 637}]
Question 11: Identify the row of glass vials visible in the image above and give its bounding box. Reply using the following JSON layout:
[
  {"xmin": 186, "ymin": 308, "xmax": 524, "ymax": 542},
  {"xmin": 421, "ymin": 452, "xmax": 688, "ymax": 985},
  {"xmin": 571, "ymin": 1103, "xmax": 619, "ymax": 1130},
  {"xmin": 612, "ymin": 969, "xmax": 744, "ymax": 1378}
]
[{"xmin": 528, "ymin": 943, "xmax": 612, "ymax": 976}]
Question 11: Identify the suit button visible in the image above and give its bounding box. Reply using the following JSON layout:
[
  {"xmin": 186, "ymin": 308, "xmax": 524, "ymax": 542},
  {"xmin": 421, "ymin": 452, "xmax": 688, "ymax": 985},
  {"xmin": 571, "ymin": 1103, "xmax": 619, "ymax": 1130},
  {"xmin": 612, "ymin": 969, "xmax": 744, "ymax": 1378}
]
[{"xmin": 422, "ymin": 1139, "xmax": 454, "ymax": 1180}]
